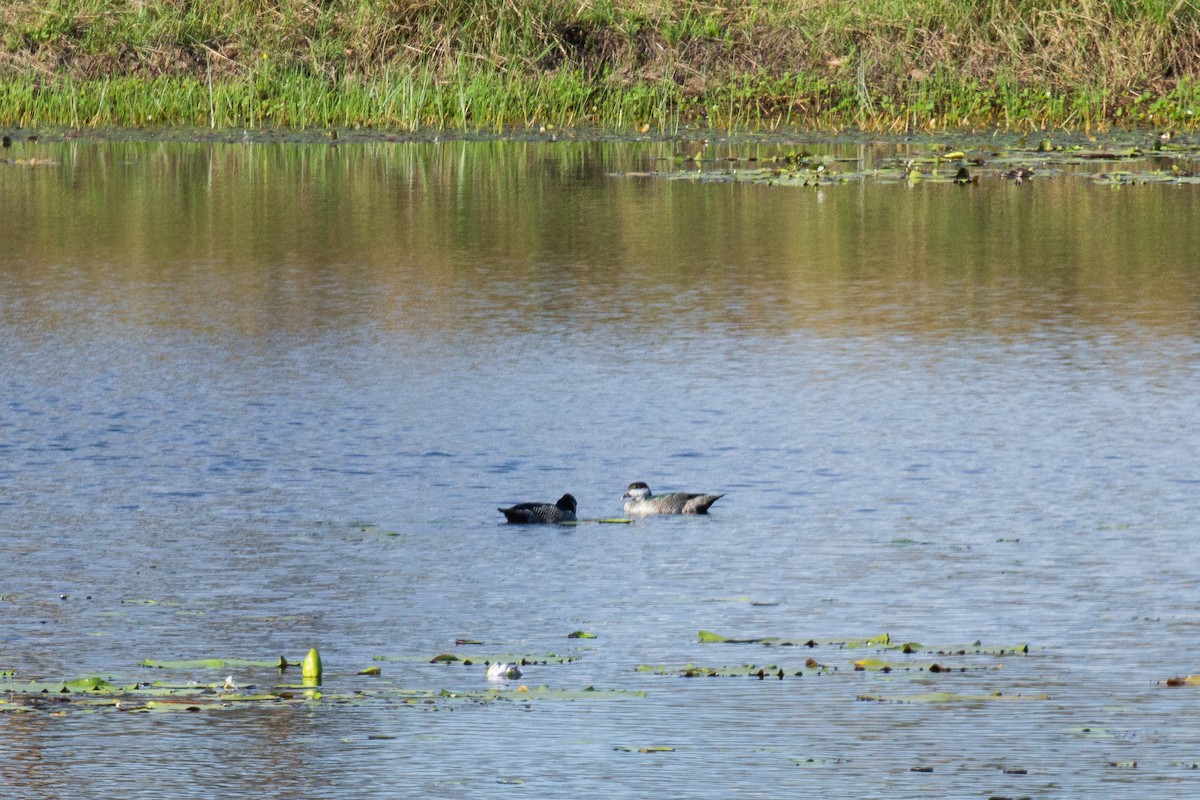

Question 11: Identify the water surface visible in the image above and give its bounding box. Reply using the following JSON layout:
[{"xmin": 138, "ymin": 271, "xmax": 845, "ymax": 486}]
[{"xmin": 2, "ymin": 137, "xmax": 1199, "ymax": 798}]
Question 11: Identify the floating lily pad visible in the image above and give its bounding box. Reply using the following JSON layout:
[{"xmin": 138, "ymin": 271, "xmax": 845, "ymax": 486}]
[
  {"xmin": 637, "ymin": 662, "xmax": 803, "ymax": 678},
  {"xmin": 0, "ymin": 677, "xmax": 130, "ymax": 695},
  {"xmin": 0, "ymin": 672, "xmax": 642, "ymax": 715},
  {"xmin": 698, "ymin": 630, "xmax": 892, "ymax": 648},
  {"xmin": 858, "ymin": 691, "xmax": 1049, "ymax": 704},
  {"xmin": 698, "ymin": 631, "xmax": 1031, "ymax": 657},
  {"xmin": 852, "ymin": 658, "xmax": 998, "ymax": 673},
  {"xmin": 419, "ymin": 652, "xmax": 577, "ymax": 666},
  {"xmin": 615, "ymin": 139, "xmax": 1200, "ymax": 190},
  {"xmin": 614, "ymin": 745, "xmax": 676, "ymax": 753},
  {"xmin": 138, "ymin": 657, "xmax": 293, "ymax": 670}
]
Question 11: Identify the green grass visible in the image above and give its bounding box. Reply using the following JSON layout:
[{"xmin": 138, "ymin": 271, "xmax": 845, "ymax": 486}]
[{"xmin": 2, "ymin": 0, "xmax": 1199, "ymax": 131}]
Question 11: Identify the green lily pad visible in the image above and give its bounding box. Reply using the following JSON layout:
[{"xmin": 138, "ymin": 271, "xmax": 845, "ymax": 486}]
[
  {"xmin": 852, "ymin": 658, "xmax": 998, "ymax": 673},
  {"xmin": 637, "ymin": 662, "xmax": 801, "ymax": 678},
  {"xmin": 138, "ymin": 657, "xmax": 293, "ymax": 670},
  {"xmin": 0, "ymin": 671, "xmax": 643, "ymax": 715},
  {"xmin": 698, "ymin": 630, "xmax": 892, "ymax": 648}
]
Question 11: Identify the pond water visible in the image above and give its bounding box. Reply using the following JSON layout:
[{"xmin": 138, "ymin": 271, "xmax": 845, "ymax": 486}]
[{"xmin": 2, "ymin": 134, "xmax": 1199, "ymax": 799}]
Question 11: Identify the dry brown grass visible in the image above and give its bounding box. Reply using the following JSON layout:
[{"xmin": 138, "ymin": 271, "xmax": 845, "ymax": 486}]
[{"xmin": 2, "ymin": 0, "xmax": 1198, "ymax": 128}]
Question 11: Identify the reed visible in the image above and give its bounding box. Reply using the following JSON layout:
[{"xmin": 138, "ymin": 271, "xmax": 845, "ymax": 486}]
[{"xmin": 2, "ymin": 0, "xmax": 1198, "ymax": 131}]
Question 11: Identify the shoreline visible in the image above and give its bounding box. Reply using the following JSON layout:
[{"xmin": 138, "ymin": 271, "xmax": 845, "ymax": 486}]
[
  {"xmin": 3, "ymin": 1, "xmax": 1198, "ymax": 133},
  {"xmin": 0, "ymin": 126, "xmax": 1190, "ymax": 151}
]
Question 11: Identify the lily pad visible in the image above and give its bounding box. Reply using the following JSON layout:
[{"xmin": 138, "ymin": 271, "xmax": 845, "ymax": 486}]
[
  {"xmin": 852, "ymin": 659, "xmax": 998, "ymax": 673},
  {"xmin": 698, "ymin": 630, "xmax": 892, "ymax": 648},
  {"xmin": 615, "ymin": 139, "xmax": 1200, "ymax": 191},
  {"xmin": 614, "ymin": 745, "xmax": 676, "ymax": 753},
  {"xmin": 0, "ymin": 671, "xmax": 643, "ymax": 715},
  {"xmin": 139, "ymin": 657, "xmax": 293, "ymax": 670},
  {"xmin": 637, "ymin": 662, "xmax": 801, "ymax": 678},
  {"xmin": 858, "ymin": 691, "xmax": 1049, "ymax": 704}
]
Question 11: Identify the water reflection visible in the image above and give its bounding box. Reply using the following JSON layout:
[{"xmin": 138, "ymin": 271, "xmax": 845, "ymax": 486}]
[
  {"xmin": 4, "ymin": 139, "xmax": 1198, "ymax": 342},
  {"xmin": 2, "ymin": 139, "xmax": 1200, "ymax": 799}
]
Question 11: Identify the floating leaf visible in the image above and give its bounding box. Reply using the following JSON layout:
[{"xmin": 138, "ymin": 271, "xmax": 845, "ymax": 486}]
[
  {"xmin": 614, "ymin": 745, "xmax": 675, "ymax": 753},
  {"xmin": 858, "ymin": 691, "xmax": 1048, "ymax": 704},
  {"xmin": 1165, "ymin": 675, "xmax": 1200, "ymax": 687},
  {"xmin": 791, "ymin": 757, "xmax": 846, "ymax": 767},
  {"xmin": 64, "ymin": 677, "xmax": 116, "ymax": 692},
  {"xmin": 697, "ymin": 630, "xmax": 781, "ymax": 645},
  {"xmin": 844, "ymin": 634, "xmax": 892, "ymax": 649},
  {"xmin": 358, "ymin": 666, "xmax": 382, "ymax": 676},
  {"xmin": 567, "ymin": 631, "xmax": 596, "ymax": 639},
  {"xmin": 699, "ymin": 630, "xmax": 889, "ymax": 648},
  {"xmin": 638, "ymin": 663, "xmax": 805, "ymax": 678},
  {"xmin": 139, "ymin": 658, "xmax": 290, "ymax": 670}
]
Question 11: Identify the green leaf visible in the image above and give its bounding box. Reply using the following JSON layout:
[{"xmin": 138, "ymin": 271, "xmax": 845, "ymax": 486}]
[
  {"xmin": 138, "ymin": 658, "xmax": 287, "ymax": 670},
  {"xmin": 63, "ymin": 676, "xmax": 116, "ymax": 692}
]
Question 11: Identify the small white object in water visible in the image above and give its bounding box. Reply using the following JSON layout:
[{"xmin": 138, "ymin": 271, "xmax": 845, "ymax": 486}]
[
  {"xmin": 487, "ymin": 662, "xmax": 523, "ymax": 681},
  {"xmin": 222, "ymin": 676, "xmax": 237, "ymax": 692}
]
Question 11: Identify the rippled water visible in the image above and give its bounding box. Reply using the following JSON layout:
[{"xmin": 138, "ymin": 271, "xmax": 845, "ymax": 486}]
[{"xmin": 2, "ymin": 136, "xmax": 1200, "ymax": 798}]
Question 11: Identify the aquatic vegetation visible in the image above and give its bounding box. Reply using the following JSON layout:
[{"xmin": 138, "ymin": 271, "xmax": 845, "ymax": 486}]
[
  {"xmin": 858, "ymin": 691, "xmax": 1049, "ymax": 704},
  {"xmin": 1164, "ymin": 675, "xmax": 1200, "ymax": 686},
  {"xmin": 697, "ymin": 630, "xmax": 894, "ymax": 647},
  {"xmin": 702, "ymin": 630, "xmax": 1035, "ymax": 657},
  {"xmin": 618, "ymin": 137, "xmax": 1200, "ymax": 188},
  {"xmin": 637, "ymin": 663, "xmax": 810, "ymax": 678},
  {"xmin": 301, "ymin": 648, "xmax": 323, "ymax": 684},
  {"xmin": 0, "ymin": 655, "xmax": 641, "ymax": 716},
  {"xmin": 139, "ymin": 657, "xmax": 291, "ymax": 670},
  {"xmin": 642, "ymin": 631, "xmax": 1032, "ymax": 683},
  {"xmin": 0, "ymin": 677, "xmax": 643, "ymax": 715}
]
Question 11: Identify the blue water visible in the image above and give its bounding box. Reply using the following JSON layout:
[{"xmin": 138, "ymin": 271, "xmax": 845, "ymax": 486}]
[{"xmin": 2, "ymin": 137, "xmax": 1199, "ymax": 798}]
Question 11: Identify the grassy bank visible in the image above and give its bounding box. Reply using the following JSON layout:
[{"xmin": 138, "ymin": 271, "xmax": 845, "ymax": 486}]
[{"xmin": 2, "ymin": 0, "xmax": 1199, "ymax": 132}]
